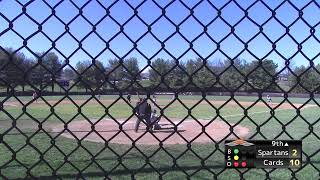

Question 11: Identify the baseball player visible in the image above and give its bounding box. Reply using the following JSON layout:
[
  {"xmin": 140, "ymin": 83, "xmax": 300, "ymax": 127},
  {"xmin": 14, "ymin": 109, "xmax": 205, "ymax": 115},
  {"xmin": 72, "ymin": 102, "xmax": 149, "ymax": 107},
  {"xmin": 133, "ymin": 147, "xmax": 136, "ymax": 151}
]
[
  {"xmin": 134, "ymin": 98, "xmax": 152, "ymax": 132},
  {"xmin": 32, "ymin": 91, "xmax": 38, "ymax": 103},
  {"xmin": 127, "ymin": 93, "xmax": 131, "ymax": 103},
  {"xmin": 152, "ymin": 94, "xmax": 157, "ymax": 103},
  {"xmin": 150, "ymin": 109, "xmax": 161, "ymax": 130},
  {"xmin": 267, "ymin": 95, "xmax": 272, "ymax": 105}
]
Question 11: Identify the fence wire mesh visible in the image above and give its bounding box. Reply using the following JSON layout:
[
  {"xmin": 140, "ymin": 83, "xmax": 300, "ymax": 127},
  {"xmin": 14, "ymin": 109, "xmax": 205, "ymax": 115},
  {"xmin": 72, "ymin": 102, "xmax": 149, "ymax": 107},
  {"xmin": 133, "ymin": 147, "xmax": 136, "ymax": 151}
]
[{"xmin": 0, "ymin": 0, "xmax": 320, "ymax": 179}]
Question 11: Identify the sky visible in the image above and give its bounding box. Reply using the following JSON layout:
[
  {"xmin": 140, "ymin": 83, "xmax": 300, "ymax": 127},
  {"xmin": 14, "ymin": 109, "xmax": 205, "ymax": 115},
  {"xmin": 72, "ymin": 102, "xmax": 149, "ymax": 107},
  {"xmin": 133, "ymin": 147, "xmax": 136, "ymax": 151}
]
[{"xmin": 1, "ymin": 0, "xmax": 320, "ymax": 71}]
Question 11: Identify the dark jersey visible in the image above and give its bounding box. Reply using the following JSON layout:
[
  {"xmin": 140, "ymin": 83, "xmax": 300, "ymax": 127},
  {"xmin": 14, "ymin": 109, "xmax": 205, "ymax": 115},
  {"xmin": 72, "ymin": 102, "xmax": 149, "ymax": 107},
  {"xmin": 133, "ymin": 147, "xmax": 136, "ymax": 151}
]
[
  {"xmin": 146, "ymin": 103, "xmax": 152, "ymax": 117},
  {"xmin": 138, "ymin": 100, "xmax": 148, "ymax": 115}
]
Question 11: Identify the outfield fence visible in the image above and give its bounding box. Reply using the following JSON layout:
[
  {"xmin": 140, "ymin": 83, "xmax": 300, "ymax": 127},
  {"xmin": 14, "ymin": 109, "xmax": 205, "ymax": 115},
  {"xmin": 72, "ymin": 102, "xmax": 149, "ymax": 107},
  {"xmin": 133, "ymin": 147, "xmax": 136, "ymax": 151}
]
[{"xmin": 1, "ymin": 0, "xmax": 320, "ymax": 179}]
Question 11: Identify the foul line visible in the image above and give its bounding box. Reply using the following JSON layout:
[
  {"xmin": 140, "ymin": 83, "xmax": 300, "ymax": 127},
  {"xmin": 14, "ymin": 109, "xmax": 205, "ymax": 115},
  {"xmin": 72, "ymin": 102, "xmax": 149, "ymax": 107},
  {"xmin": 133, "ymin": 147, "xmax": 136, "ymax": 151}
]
[
  {"xmin": 220, "ymin": 108, "xmax": 290, "ymax": 119},
  {"xmin": 220, "ymin": 105, "xmax": 317, "ymax": 119}
]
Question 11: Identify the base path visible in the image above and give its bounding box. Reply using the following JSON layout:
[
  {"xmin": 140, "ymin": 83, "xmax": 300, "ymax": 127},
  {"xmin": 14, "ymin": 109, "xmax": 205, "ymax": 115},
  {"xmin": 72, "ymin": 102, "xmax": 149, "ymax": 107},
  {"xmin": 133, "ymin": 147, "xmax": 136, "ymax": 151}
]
[{"xmin": 52, "ymin": 118, "xmax": 250, "ymax": 145}]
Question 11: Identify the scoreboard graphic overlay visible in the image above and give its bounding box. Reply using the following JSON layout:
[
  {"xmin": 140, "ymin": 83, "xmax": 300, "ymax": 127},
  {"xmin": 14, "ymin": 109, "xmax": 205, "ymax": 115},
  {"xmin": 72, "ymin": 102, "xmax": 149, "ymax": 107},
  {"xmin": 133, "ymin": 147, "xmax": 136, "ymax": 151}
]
[{"xmin": 225, "ymin": 139, "xmax": 302, "ymax": 168}]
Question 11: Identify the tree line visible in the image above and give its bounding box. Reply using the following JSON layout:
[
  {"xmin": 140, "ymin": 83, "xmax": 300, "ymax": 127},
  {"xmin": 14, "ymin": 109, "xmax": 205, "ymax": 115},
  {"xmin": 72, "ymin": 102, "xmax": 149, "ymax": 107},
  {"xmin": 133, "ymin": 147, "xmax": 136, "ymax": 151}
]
[
  {"xmin": 1, "ymin": 48, "xmax": 320, "ymax": 93},
  {"xmin": 0, "ymin": 48, "xmax": 62, "ymax": 91}
]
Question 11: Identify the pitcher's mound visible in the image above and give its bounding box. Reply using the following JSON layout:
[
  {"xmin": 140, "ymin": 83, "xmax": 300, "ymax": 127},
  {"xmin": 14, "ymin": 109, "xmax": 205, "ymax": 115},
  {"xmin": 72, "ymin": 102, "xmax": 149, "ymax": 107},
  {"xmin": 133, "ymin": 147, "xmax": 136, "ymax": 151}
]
[{"xmin": 52, "ymin": 118, "xmax": 250, "ymax": 145}]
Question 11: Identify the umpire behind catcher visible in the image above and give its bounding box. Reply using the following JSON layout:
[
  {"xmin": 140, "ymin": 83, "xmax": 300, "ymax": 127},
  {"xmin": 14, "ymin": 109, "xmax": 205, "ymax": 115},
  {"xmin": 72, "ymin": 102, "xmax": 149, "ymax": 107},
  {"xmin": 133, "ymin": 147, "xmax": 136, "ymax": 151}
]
[{"xmin": 134, "ymin": 98, "xmax": 152, "ymax": 132}]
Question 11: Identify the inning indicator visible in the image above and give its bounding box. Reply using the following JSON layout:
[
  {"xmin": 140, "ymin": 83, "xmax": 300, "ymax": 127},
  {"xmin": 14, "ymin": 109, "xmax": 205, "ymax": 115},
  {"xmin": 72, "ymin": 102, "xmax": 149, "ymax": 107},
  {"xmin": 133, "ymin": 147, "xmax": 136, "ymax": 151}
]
[{"xmin": 225, "ymin": 139, "xmax": 302, "ymax": 168}]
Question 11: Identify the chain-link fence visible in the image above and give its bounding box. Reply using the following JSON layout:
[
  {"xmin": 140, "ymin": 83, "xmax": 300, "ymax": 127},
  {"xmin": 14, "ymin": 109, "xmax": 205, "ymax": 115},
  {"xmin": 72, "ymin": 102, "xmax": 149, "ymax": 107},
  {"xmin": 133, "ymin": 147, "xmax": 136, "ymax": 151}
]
[{"xmin": 0, "ymin": 0, "xmax": 320, "ymax": 179}]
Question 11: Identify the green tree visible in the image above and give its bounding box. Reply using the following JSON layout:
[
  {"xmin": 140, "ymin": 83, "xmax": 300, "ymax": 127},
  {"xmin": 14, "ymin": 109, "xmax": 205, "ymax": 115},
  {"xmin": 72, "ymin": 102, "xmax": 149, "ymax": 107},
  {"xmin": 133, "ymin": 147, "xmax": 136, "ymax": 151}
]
[
  {"xmin": 75, "ymin": 61, "xmax": 89, "ymax": 89},
  {"xmin": 21, "ymin": 58, "xmax": 34, "ymax": 91},
  {"xmin": 0, "ymin": 48, "xmax": 27, "ymax": 89},
  {"xmin": 106, "ymin": 59, "xmax": 124, "ymax": 85},
  {"xmin": 149, "ymin": 58, "xmax": 172, "ymax": 87},
  {"xmin": 28, "ymin": 52, "xmax": 62, "ymax": 90},
  {"xmin": 184, "ymin": 58, "xmax": 216, "ymax": 89},
  {"xmin": 289, "ymin": 65, "xmax": 320, "ymax": 93},
  {"xmin": 166, "ymin": 60, "xmax": 186, "ymax": 88},
  {"xmin": 43, "ymin": 52, "xmax": 62, "ymax": 75},
  {"xmin": 123, "ymin": 57, "xmax": 140, "ymax": 80},
  {"xmin": 93, "ymin": 60, "xmax": 105, "ymax": 88},
  {"xmin": 63, "ymin": 67, "xmax": 76, "ymax": 81},
  {"xmin": 220, "ymin": 59, "xmax": 248, "ymax": 91},
  {"xmin": 43, "ymin": 52, "xmax": 62, "ymax": 91},
  {"xmin": 248, "ymin": 59, "xmax": 278, "ymax": 91},
  {"xmin": 122, "ymin": 57, "xmax": 142, "ymax": 90},
  {"xmin": 75, "ymin": 60, "xmax": 105, "ymax": 90}
]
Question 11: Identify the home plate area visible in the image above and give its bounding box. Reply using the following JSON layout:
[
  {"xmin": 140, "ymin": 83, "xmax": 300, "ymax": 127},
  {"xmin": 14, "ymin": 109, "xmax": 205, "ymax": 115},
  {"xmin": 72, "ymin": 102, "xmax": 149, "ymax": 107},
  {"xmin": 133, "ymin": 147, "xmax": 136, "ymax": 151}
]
[{"xmin": 52, "ymin": 118, "xmax": 250, "ymax": 145}]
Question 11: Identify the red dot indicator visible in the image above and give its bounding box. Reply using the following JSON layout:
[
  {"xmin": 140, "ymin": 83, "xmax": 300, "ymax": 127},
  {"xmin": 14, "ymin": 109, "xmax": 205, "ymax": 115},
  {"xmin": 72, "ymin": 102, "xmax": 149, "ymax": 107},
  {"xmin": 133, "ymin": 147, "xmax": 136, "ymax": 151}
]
[
  {"xmin": 234, "ymin": 162, "xmax": 239, "ymax": 167},
  {"xmin": 241, "ymin": 161, "xmax": 247, "ymax": 167}
]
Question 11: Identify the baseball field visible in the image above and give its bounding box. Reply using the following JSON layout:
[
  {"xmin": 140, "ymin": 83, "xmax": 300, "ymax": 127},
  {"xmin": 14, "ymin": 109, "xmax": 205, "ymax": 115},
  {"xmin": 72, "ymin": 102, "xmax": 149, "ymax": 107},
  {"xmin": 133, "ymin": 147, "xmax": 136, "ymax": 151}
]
[{"xmin": 0, "ymin": 95, "xmax": 319, "ymax": 179}]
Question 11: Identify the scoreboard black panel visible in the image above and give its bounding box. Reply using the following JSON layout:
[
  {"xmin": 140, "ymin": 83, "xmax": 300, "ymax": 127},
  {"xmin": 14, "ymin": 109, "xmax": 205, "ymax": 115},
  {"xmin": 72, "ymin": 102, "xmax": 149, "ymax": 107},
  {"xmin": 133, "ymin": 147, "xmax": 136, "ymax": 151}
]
[{"xmin": 225, "ymin": 140, "xmax": 302, "ymax": 168}]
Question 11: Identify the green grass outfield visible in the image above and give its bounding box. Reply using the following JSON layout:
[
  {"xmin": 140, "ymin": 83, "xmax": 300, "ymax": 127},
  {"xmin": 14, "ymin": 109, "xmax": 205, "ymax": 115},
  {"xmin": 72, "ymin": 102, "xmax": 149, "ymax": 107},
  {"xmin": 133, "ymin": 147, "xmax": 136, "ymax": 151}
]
[{"xmin": 0, "ymin": 95, "xmax": 319, "ymax": 179}]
